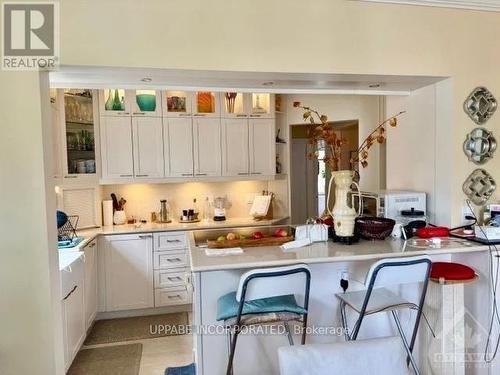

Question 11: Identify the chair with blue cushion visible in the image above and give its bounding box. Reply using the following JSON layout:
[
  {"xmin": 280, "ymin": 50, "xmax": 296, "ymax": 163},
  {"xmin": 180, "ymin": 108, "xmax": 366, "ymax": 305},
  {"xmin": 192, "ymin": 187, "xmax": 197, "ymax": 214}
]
[{"xmin": 217, "ymin": 264, "xmax": 311, "ymax": 375}]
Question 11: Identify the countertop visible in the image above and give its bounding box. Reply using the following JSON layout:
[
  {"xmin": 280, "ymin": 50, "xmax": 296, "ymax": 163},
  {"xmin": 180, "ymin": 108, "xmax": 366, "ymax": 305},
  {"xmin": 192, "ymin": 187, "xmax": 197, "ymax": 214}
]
[
  {"xmin": 189, "ymin": 237, "xmax": 490, "ymax": 272},
  {"xmin": 62, "ymin": 217, "xmax": 289, "ymax": 252}
]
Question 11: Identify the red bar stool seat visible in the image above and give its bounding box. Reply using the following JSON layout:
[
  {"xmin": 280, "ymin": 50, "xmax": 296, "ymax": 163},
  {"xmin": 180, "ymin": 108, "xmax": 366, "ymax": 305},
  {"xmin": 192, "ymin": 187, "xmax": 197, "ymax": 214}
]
[{"xmin": 425, "ymin": 262, "xmax": 478, "ymax": 375}]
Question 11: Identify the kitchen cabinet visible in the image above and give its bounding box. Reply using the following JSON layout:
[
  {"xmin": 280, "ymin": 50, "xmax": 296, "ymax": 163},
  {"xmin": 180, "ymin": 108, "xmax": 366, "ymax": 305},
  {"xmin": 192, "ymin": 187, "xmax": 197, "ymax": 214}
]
[
  {"xmin": 100, "ymin": 116, "xmax": 134, "ymax": 179},
  {"xmin": 104, "ymin": 234, "xmax": 154, "ymax": 311},
  {"xmin": 57, "ymin": 89, "xmax": 99, "ymax": 185},
  {"xmin": 163, "ymin": 90, "xmax": 193, "ymax": 118},
  {"xmin": 83, "ymin": 239, "xmax": 97, "ymax": 330},
  {"xmin": 60, "ymin": 255, "xmax": 85, "ymax": 370},
  {"xmin": 250, "ymin": 119, "xmax": 276, "ymax": 176},
  {"xmin": 193, "ymin": 91, "xmax": 220, "ymax": 117},
  {"xmin": 51, "ymin": 96, "xmax": 62, "ymax": 180},
  {"xmin": 132, "ymin": 117, "xmax": 165, "ymax": 178},
  {"xmin": 221, "ymin": 119, "xmax": 249, "ymax": 176},
  {"xmin": 99, "ymin": 89, "xmax": 131, "ymax": 116},
  {"xmin": 222, "ymin": 93, "xmax": 275, "ymax": 119},
  {"xmin": 193, "ymin": 118, "xmax": 222, "ymax": 177},
  {"xmin": 164, "ymin": 117, "xmax": 194, "ymax": 177},
  {"xmin": 132, "ymin": 89, "xmax": 162, "ymax": 117}
]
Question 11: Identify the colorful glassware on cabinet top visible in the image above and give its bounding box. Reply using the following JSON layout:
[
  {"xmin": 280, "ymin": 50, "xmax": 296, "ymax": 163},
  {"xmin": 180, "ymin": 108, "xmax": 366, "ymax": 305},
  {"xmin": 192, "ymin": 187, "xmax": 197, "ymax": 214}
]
[
  {"xmin": 197, "ymin": 92, "xmax": 215, "ymax": 113},
  {"xmin": 136, "ymin": 93, "xmax": 156, "ymax": 112},
  {"xmin": 225, "ymin": 92, "xmax": 237, "ymax": 113},
  {"xmin": 105, "ymin": 89, "xmax": 114, "ymax": 110},
  {"xmin": 167, "ymin": 95, "xmax": 187, "ymax": 112}
]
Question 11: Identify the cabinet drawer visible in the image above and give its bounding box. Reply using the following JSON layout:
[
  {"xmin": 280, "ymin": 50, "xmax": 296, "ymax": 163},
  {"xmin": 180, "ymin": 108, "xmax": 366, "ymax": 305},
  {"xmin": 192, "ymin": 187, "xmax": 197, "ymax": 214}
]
[
  {"xmin": 154, "ymin": 232, "xmax": 188, "ymax": 251},
  {"xmin": 154, "ymin": 252, "xmax": 188, "ymax": 269},
  {"xmin": 155, "ymin": 287, "xmax": 190, "ymax": 307},
  {"xmin": 154, "ymin": 268, "xmax": 188, "ymax": 288}
]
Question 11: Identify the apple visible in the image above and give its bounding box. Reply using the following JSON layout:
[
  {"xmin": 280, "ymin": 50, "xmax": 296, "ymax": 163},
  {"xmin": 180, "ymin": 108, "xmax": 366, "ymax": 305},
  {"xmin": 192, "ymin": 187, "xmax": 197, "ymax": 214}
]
[
  {"xmin": 216, "ymin": 235, "xmax": 226, "ymax": 242},
  {"xmin": 252, "ymin": 231, "xmax": 264, "ymax": 240},
  {"xmin": 226, "ymin": 232, "xmax": 237, "ymax": 241},
  {"xmin": 275, "ymin": 228, "xmax": 288, "ymax": 237}
]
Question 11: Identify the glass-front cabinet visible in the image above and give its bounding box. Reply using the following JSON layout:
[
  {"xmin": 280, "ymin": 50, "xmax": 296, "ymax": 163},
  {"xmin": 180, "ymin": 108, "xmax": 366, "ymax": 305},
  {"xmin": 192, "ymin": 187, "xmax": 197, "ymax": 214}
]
[
  {"xmin": 163, "ymin": 90, "xmax": 192, "ymax": 117},
  {"xmin": 222, "ymin": 92, "xmax": 247, "ymax": 118},
  {"xmin": 250, "ymin": 93, "xmax": 274, "ymax": 118},
  {"xmin": 62, "ymin": 89, "xmax": 97, "ymax": 178},
  {"xmin": 99, "ymin": 89, "xmax": 130, "ymax": 116},
  {"xmin": 132, "ymin": 89, "xmax": 161, "ymax": 116},
  {"xmin": 194, "ymin": 91, "xmax": 220, "ymax": 117}
]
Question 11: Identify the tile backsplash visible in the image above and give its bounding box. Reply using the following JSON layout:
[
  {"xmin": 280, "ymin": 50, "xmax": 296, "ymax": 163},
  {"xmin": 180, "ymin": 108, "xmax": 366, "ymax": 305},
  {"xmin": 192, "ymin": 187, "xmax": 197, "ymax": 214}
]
[{"xmin": 102, "ymin": 181, "xmax": 274, "ymax": 222}]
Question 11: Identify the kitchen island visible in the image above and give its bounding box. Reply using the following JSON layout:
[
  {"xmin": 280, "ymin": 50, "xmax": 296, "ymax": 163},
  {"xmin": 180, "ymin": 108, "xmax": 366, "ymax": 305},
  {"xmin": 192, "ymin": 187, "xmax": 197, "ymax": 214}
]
[{"xmin": 189, "ymin": 232, "xmax": 495, "ymax": 375}]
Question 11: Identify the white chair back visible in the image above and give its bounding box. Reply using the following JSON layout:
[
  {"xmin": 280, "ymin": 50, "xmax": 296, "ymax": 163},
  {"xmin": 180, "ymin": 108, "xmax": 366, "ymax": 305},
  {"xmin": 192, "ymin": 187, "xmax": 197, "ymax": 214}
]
[
  {"xmin": 364, "ymin": 255, "xmax": 431, "ymax": 288},
  {"xmin": 278, "ymin": 336, "xmax": 410, "ymax": 375},
  {"xmin": 236, "ymin": 264, "xmax": 310, "ymax": 302}
]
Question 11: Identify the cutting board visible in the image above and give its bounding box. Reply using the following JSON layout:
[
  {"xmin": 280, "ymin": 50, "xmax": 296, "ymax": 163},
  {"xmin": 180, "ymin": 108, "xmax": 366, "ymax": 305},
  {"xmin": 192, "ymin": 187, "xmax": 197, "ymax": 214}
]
[{"xmin": 207, "ymin": 236, "xmax": 294, "ymax": 249}]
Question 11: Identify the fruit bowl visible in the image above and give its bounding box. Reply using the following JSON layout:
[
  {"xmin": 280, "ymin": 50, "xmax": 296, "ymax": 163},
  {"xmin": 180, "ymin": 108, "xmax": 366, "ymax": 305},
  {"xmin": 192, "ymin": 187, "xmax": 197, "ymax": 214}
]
[{"xmin": 355, "ymin": 217, "xmax": 395, "ymax": 240}]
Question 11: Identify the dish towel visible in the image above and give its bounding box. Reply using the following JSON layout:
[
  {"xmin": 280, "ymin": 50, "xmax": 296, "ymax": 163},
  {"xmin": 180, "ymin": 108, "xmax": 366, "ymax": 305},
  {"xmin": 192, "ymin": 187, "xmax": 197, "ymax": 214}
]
[
  {"xmin": 281, "ymin": 238, "xmax": 312, "ymax": 251},
  {"xmin": 205, "ymin": 247, "xmax": 244, "ymax": 256},
  {"xmin": 165, "ymin": 363, "xmax": 195, "ymax": 375}
]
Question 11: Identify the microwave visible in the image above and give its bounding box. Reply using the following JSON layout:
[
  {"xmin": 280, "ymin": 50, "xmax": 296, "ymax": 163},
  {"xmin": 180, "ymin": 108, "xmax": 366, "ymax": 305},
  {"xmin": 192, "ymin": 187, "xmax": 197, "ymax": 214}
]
[{"xmin": 351, "ymin": 190, "xmax": 427, "ymax": 220}]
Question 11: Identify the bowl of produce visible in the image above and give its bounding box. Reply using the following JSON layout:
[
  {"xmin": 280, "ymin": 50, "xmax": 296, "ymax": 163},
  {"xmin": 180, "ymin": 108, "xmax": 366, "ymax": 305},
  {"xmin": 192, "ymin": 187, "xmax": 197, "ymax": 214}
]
[
  {"xmin": 136, "ymin": 94, "xmax": 156, "ymax": 112},
  {"xmin": 355, "ymin": 217, "xmax": 396, "ymax": 240}
]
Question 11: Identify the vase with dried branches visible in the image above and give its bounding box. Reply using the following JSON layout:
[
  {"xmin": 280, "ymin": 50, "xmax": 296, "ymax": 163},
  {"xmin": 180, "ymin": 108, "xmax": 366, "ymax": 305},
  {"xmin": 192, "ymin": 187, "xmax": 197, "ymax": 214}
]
[{"xmin": 293, "ymin": 101, "xmax": 405, "ymax": 237}]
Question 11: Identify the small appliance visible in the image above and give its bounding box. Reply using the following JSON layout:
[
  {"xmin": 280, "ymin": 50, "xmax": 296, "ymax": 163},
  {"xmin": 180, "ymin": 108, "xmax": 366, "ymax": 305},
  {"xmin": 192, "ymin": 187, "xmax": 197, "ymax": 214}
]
[
  {"xmin": 213, "ymin": 196, "xmax": 227, "ymax": 221},
  {"xmin": 351, "ymin": 190, "xmax": 426, "ymax": 220}
]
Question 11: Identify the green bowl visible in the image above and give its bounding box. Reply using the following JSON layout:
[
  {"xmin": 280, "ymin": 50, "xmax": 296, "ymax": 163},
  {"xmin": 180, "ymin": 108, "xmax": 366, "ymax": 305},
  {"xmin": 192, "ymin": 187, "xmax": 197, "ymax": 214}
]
[{"xmin": 136, "ymin": 94, "xmax": 156, "ymax": 112}]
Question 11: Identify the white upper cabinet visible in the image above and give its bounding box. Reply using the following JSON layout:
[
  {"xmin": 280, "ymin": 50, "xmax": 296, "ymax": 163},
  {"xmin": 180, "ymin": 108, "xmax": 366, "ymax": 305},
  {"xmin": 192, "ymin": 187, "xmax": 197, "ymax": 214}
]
[
  {"xmin": 164, "ymin": 117, "xmax": 194, "ymax": 177},
  {"xmin": 193, "ymin": 91, "xmax": 220, "ymax": 117},
  {"xmin": 222, "ymin": 119, "xmax": 249, "ymax": 176},
  {"xmin": 163, "ymin": 90, "xmax": 193, "ymax": 118},
  {"xmin": 249, "ymin": 119, "xmax": 275, "ymax": 176},
  {"xmin": 104, "ymin": 234, "xmax": 154, "ymax": 311},
  {"xmin": 99, "ymin": 89, "xmax": 131, "ymax": 116},
  {"xmin": 193, "ymin": 118, "xmax": 222, "ymax": 177},
  {"xmin": 249, "ymin": 93, "xmax": 275, "ymax": 118},
  {"xmin": 132, "ymin": 117, "xmax": 165, "ymax": 178},
  {"xmin": 100, "ymin": 116, "xmax": 134, "ymax": 179},
  {"xmin": 132, "ymin": 89, "xmax": 162, "ymax": 117}
]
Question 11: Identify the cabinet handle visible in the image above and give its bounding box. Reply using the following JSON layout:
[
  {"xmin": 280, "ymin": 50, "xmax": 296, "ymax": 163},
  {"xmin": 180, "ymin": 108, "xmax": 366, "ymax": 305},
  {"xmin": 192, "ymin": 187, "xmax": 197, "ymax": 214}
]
[
  {"xmin": 251, "ymin": 172, "xmax": 262, "ymax": 175},
  {"xmin": 133, "ymin": 112, "xmax": 146, "ymax": 115},
  {"xmin": 139, "ymin": 234, "xmax": 153, "ymax": 239},
  {"xmin": 167, "ymin": 258, "xmax": 182, "ymax": 262},
  {"xmin": 193, "ymin": 114, "xmax": 206, "ymax": 117},
  {"xmin": 181, "ymin": 173, "xmax": 193, "ymax": 176},
  {"xmin": 166, "ymin": 239, "xmax": 181, "ymax": 243},
  {"xmin": 167, "ymin": 276, "xmax": 183, "ymax": 281},
  {"xmin": 237, "ymin": 172, "xmax": 249, "ymax": 175},
  {"xmin": 179, "ymin": 113, "xmax": 191, "ymax": 117},
  {"xmin": 136, "ymin": 174, "xmax": 149, "ymax": 177},
  {"xmin": 117, "ymin": 112, "xmax": 130, "ymax": 115},
  {"xmin": 249, "ymin": 114, "xmax": 262, "ymax": 117},
  {"xmin": 195, "ymin": 173, "xmax": 207, "ymax": 176},
  {"xmin": 63, "ymin": 285, "xmax": 77, "ymax": 301},
  {"xmin": 87, "ymin": 242, "xmax": 96, "ymax": 248},
  {"xmin": 64, "ymin": 175, "xmax": 78, "ymax": 179},
  {"xmin": 236, "ymin": 114, "xmax": 248, "ymax": 118},
  {"xmin": 167, "ymin": 295, "xmax": 182, "ymax": 299},
  {"xmin": 120, "ymin": 174, "xmax": 133, "ymax": 177}
]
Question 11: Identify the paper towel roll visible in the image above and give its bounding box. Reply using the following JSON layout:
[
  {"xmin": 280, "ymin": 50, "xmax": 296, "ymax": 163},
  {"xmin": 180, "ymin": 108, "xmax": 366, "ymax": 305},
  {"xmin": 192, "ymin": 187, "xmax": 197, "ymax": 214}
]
[{"xmin": 103, "ymin": 200, "xmax": 113, "ymax": 226}]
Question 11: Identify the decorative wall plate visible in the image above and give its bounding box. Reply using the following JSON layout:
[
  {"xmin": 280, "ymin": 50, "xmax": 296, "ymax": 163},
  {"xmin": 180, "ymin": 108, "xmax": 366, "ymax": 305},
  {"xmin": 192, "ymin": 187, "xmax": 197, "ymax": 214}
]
[
  {"xmin": 463, "ymin": 169, "xmax": 496, "ymax": 206},
  {"xmin": 463, "ymin": 128, "xmax": 497, "ymax": 165},
  {"xmin": 464, "ymin": 87, "xmax": 497, "ymax": 125}
]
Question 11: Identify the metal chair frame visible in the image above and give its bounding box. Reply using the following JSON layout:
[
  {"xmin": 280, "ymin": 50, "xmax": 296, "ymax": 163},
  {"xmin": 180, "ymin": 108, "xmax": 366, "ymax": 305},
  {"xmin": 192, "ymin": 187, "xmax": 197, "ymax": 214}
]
[
  {"xmin": 339, "ymin": 257, "xmax": 432, "ymax": 375},
  {"xmin": 226, "ymin": 266, "xmax": 311, "ymax": 375}
]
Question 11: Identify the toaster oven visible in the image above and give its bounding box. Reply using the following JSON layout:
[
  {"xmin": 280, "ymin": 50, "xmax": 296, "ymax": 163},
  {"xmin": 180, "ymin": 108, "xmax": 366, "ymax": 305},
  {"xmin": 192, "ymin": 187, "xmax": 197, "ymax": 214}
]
[{"xmin": 351, "ymin": 190, "xmax": 427, "ymax": 220}]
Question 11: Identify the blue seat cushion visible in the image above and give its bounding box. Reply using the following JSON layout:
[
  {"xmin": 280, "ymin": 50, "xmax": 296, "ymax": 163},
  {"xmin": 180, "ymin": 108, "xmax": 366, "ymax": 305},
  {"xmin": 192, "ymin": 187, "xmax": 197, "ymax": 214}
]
[{"xmin": 216, "ymin": 291, "xmax": 307, "ymax": 321}]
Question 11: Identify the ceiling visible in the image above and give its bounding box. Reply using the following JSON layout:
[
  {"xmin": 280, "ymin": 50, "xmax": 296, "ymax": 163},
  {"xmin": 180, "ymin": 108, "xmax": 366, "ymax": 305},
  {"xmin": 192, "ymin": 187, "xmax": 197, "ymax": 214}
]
[{"xmin": 49, "ymin": 66, "xmax": 447, "ymax": 96}]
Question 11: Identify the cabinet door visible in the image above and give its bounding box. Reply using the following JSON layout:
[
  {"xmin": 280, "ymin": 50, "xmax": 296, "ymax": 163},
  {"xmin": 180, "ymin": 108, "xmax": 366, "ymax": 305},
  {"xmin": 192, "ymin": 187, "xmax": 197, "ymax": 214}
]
[
  {"xmin": 132, "ymin": 89, "xmax": 162, "ymax": 117},
  {"xmin": 83, "ymin": 240, "xmax": 97, "ymax": 330},
  {"xmin": 221, "ymin": 92, "xmax": 248, "ymax": 119},
  {"xmin": 165, "ymin": 117, "xmax": 194, "ymax": 177},
  {"xmin": 193, "ymin": 118, "xmax": 221, "ymax": 177},
  {"xmin": 104, "ymin": 234, "xmax": 154, "ymax": 311},
  {"xmin": 99, "ymin": 89, "xmax": 131, "ymax": 116},
  {"xmin": 221, "ymin": 119, "xmax": 249, "ymax": 176},
  {"xmin": 100, "ymin": 116, "xmax": 134, "ymax": 179},
  {"xmin": 132, "ymin": 117, "xmax": 165, "ymax": 178},
  {"xmin": 249, "ymin": 93, "xmax": 275, "ymax": 119},
  {"xmin": 64, "ymin": 284, "xmax": 85, "ymax": 368},
  {"xmin": 249, "ymin": 119, "xmax": 275, "ymax": 176}
]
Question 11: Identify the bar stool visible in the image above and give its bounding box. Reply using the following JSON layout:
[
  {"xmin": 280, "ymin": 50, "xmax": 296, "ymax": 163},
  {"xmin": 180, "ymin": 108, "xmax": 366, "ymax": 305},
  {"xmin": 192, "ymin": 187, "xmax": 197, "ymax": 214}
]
[
  {"xmin": 335, "ymin": 255, "xmax": 432, "ymax": 375},
  {"xmin": 425, "ymin": 262, "xmax": 478, "ymax": 375},
  {"xmin": 216, "ymin": 264, "xmax": 311, "ymax": 375},
  {"xmin": 278, "ymin": 336, "xmax": 411, "ymax": 375}
]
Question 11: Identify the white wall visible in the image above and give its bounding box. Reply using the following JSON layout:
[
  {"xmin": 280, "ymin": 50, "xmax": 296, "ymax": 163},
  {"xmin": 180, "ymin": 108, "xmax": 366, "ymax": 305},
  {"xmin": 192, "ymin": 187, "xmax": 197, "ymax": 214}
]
[{"xmin": 285, "ymin": 94, "xmax": 382, "ymax": 191}]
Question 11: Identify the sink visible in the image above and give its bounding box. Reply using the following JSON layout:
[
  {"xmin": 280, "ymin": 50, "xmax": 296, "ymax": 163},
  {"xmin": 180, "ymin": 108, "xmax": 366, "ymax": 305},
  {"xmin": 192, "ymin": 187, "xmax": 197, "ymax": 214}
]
[{"xmin": 193, "ymin": 225, "xmax": 295, "ymax": 247}]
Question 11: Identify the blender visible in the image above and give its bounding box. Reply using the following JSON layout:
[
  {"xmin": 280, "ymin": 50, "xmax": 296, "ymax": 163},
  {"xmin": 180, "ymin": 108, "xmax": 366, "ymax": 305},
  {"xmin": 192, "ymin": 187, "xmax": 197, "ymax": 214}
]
[{"xmin": 213, "ymin": 196, "xmax": 227, "ymax": 221}]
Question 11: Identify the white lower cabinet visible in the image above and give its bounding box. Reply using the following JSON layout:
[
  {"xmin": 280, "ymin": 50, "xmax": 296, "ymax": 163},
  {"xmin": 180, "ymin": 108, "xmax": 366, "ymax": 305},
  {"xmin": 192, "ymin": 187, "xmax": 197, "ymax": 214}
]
[
  {"xmin": 104, "ymin": 234, "xmax": 154, "ymax": 311},
  {"xmin": 83, "ymin": 239, "xmax": 98, "ymax": 330},
  {"xmin": 61, "ymin": 256, "xmax": 85, "ymax": 371},
  {"xmin": 155, "ymin": 286, "xmax": 190, "ymax": 306}
]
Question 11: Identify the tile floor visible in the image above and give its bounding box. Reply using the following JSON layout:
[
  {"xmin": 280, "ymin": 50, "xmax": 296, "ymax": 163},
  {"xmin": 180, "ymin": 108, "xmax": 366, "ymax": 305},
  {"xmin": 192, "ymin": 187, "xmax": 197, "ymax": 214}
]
[{"xmin": 81, "ymin": 334, "xmax": 193, "ymax": 375}]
